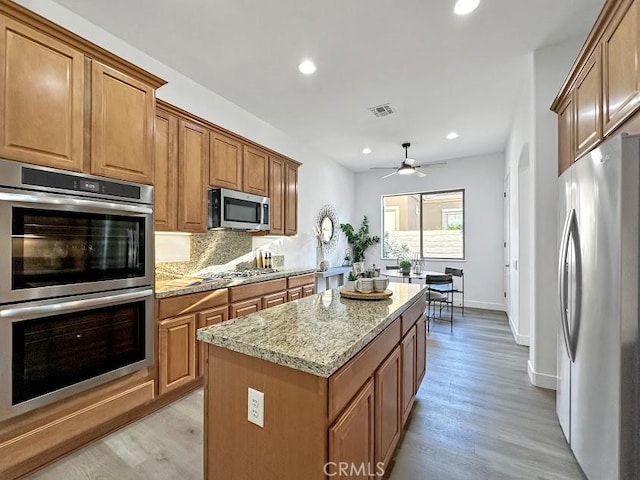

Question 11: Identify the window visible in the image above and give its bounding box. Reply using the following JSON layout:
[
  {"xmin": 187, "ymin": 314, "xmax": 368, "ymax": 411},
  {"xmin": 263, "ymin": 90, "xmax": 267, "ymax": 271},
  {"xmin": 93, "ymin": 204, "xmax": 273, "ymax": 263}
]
[{"xmin": 382, "ymin": 190, "xmax": 464, "ymax": 259}]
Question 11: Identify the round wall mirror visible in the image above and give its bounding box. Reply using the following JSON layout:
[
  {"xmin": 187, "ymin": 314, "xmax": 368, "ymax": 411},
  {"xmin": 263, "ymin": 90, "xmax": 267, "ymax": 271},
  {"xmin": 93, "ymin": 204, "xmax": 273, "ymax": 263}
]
[{"xmin": 316, "ymin": 205, "xmax": 339, "ymax": 253}]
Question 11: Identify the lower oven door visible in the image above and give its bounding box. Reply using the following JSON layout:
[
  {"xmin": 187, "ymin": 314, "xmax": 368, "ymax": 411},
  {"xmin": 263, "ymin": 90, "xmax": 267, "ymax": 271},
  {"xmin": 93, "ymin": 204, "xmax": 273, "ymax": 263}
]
[{"xmin": 0, "ymin": 287, "xmax": 154, "ymax": 420}]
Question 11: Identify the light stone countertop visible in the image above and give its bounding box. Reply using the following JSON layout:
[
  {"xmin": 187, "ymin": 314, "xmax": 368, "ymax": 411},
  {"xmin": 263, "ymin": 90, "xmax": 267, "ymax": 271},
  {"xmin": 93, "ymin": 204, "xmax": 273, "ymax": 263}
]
[
  {"xmin": 155, "ymin": 267, "xmax": 316, "ymax": 298},
  {"xmin": 197, "ymin": 282, "xmax": 427, "ymax": 377}
]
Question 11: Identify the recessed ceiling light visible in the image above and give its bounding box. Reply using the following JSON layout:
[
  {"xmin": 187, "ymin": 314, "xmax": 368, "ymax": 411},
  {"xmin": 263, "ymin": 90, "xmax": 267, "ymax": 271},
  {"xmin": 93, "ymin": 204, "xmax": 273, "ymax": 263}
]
[
  {"xmin": 454, "ymin": 0, "xmax": 480, "ymax": 15},
  {"xmin": 446, "ymin": 132, "xmax": 459, "ymax": 140},
  {"xmin": 298, "ymin": 59, "xmax": 317, "ymax": 75},
  {"xmin": 362, "ymin": 147, "xmax": 372, "ymax": 154}
]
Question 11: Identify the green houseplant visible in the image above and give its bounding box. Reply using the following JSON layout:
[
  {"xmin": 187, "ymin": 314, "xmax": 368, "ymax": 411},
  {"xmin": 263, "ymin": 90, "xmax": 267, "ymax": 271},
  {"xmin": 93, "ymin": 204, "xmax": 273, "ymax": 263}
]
[
  {"xmin": 399, "ymin": 259, "xmax": 412, "ymax": 274},
  {"xmin": 339, "ymin": 216, "xmax": 380, "ymax": 263}
]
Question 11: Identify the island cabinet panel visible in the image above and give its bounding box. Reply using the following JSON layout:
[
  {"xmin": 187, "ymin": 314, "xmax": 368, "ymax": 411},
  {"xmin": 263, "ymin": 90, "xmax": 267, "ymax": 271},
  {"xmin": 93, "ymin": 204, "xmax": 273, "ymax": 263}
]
[
  {"xmin": 205, "ymin": 345, "xmax": 328, "ymax": 480},
  {"xmin": 328, "ymin": 378, "xmax": 376, "ymax": 480},
  {"xmin": 230, "ymin": 297, "xmax": 262, "ymax": 319},
  {"xmin": 401, "ymin": 325, "xmax": 417, "ymax": 426},
  {"xmin": 91, "ymin": 61, "xmax": 155, "ymax": 184},
  {"xmin": 154, "ymin": 109, "xmax": 178, "ymax": 231},
  {"xmin": 284, "ymin": 161, "xmax": 299, "ymax": 236},
  {"xmin": 374, "ymin": 346, "xmax": 402, "ymax": 477},
  {"xmin": 243, "ymin": 145, "xmax": 269, "ymax": 196},
  {"xmin": 0, "ymin": 16, "xmax": 85, "ymax": 171},
  {"xmin": 268, "ymin": 155, "xmax": 286, "ymax": 235},
  {"xmin": 401, "ymin": 296, "xmax": 426, "ymax": 336},
  {"xmin": 209, "ymin": 131, "xmax": 243, "ymax": 190},
  {"xmin": 177, "ymin": 119, "xmax": 209, "ymax": 233},
  {"xmin": 198, "ymin": 306, "xmax": 228, "ymax": 377},
  {"xmin": 558, "ymin": 95, "xmax": 575, "ymax": 176},
  {"xmin": 574, "ymin": 47, "xmax": 603, "ymax": 159},
  {"xmin": 158, "ymin": 314, "xmax": 197, "ymax": 395},
  {"xmin": 329, "ymin": 318, "xmax": 401, "ymax": 422},
  {"xmin": 415, "ymin": 316, "xmax": 427, "ymax": 391},
  {"xmin": 263, "ymin": 291, "xmax": 287, "ymax": 309},
  {"xmin": 288, "ymin": 287, "xmax": 303, "ymax": 301},
  {"xmin": 603, "ymin": 0, "xmax": 640, "ymax": 136}
]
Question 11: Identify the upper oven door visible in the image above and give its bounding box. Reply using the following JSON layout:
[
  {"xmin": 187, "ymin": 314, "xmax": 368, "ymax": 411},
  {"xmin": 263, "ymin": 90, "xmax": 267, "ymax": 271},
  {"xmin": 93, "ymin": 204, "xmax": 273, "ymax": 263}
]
[
  {"xmin": 0, "ymin": 188, "xmax": 153, "ymax": 303},
  {"xmin": 217, "ymin": 188, "xmax": 270, "ymax": 231}
]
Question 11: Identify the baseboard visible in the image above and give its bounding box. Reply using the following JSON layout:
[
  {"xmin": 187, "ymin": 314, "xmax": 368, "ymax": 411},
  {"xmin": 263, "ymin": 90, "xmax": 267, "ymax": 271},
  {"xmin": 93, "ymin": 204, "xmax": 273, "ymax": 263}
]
[
  {"xmin": 528, "ymin": 360, "xmax": 557, "ymax": 390},
  {"xmin": 463, "ymin": 300, "xmax": 505, "ymax": 311},
  {"xmin": 507, "ymin": 314, "xmax": 530, "ymax": 346}
]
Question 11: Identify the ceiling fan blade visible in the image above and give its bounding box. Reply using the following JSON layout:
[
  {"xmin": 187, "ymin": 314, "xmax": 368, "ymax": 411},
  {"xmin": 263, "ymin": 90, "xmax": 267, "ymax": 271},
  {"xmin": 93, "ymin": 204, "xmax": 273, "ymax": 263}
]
[
  {"xmin": 370, "ymin": 167, "xmax": 396, "ymax": 170},
  {"xmin": 414, "ymin": 161, "xmax": 447, "ymax": 169},
  {"xmin": 415, "ymin": 170, "xmax": 427, "ymax": 178},
  {"xmin": 382, "ymin": 171, "xmax": 398, "ymax": 179}
]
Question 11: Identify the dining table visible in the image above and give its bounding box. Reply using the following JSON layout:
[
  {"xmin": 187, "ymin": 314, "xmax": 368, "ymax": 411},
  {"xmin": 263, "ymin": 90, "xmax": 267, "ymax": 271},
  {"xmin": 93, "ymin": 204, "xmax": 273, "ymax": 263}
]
[{"xmin": 384, "ymin": 270, "xmax": 445, "ymax": 283}]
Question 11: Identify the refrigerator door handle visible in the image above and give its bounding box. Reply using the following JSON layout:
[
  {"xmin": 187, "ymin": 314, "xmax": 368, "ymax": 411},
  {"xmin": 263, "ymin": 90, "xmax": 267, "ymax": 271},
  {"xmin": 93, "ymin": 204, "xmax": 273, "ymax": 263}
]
[
  {"xmin": 568, "ymin": 210, "xmax": 582, "ymax": 362},
  {"xmin": 558, "ymin": 209, "xmax": 574, "ymax": 362}
]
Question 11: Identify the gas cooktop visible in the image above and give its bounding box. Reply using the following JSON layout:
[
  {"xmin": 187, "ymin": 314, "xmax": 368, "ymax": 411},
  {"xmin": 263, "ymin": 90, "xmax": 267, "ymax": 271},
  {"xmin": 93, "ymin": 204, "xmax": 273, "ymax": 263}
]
[{"xmin": 199, "ymin": 268, "xmax": 279, "ymax": 280}]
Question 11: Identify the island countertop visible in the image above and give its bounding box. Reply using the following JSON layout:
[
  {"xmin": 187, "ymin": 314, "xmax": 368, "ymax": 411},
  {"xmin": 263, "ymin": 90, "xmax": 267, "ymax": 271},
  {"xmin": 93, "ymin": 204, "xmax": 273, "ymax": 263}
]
[{"xmin": 197, "ymin": 282, "xmax": 427, "ymax": 377}]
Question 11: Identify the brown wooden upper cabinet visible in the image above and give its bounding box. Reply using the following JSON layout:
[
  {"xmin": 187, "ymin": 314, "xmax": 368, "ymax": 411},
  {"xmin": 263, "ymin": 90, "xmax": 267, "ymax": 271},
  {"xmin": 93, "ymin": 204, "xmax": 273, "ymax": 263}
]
[
  {"xmin": 210, "ymin": 131, "xmax": 243, "ymax": 190},
  {"xmin": 178, "ymin": 119, "xmax": 209, "ymax": 233},
  {"xmin": 574, "ymin": 47, "xmax": 603, "ymax": 159},
  {"xmin": 154, "ymin": 110, "xmax": 178, "ymax": 231},
  {"xmin": 268, "ymin": 155, "xmax": 286, "ymax": 235},
  {"xmin": 0, "ymin": 16, "xmax": 85, "ymax": 172},
  {"xmin": 557, "ymin": 95, "xmax": 575, "ymax": 176},
  {"xmin": 602, "ymin": 0, "xmax": 640, "ymax": 136},
  {"xmin": 285, "ymin": 160, "xmax": 299, "ymax": 236},
  {"xmin": 243, "ymin": 145, "xmax": 269, "ymax": 196}
]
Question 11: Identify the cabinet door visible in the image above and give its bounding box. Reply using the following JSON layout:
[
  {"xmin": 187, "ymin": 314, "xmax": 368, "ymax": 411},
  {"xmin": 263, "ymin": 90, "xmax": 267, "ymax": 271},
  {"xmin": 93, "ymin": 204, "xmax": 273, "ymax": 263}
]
[
  {"xmin": 229, "ymin": 297, "xmax": 261, "ymax": 319},
  {"xmin": 268, "ymin": 155, "xmax": 286, "ymax": 235},
  {"xmin": 198, "ymin": 306, "xmax": 228, "ymax": 377},
  {"xmin": 401, "ymin": 325, "xmax": 416, "ymax": 426},
  {"xmin": 91, "ymin": 61, "xmax": 155, "ymax": 184},
  {"xmin": 302, "ymin": 284, "xmax": 316, "ymax": 297},
  {"xmin": 374, "ymin": 346, "xmax": 401, "ymax": 477},
  {"xmin": 0, "ymin": 16, "xmax": 84, "ymax": 171},
  {"xmin": 557, "ymin": 95, "xmax": 575, "ymax": 176},
  {"xmin": 284, "ymin": 161, "xmax": 299, "ymax": 236},
  {"xmin": 287, "ymin": 287, "xmax": 303, "ymax": 302},
  {"xmin": 158, "ymin": 314, "xmax": 197, "ymax": 395},
  {"xmin": 328, "ymin": 378, "xmax": 375, "ymax": 480},
  {"xmin": 154, "ymin": 109, "xmax": 178, "ymax": 231},
  {"xmin": 243, "ymin": 145, "xmax": 269, "ymax": 196},
  {"xmin": 415, "ymin": 316, "xmax": 427, "ymax": 391},
  {"xmin": 603, "ymin": 0, "xmax": 640, "ymax": 135},
  {"xmin": 263, "ymin": 291, "xmax": 287, "ymax": 310},
  {"xmin": 178, "ymin": 119, "xmax": 209, "ymax": 233},
  {"xmin": 210, "ymin": 131, "xmax": 242, "ymax": 190},
  {"xmin": 575, "ymin": 47, "xmax": 602, "ymax": 158}
]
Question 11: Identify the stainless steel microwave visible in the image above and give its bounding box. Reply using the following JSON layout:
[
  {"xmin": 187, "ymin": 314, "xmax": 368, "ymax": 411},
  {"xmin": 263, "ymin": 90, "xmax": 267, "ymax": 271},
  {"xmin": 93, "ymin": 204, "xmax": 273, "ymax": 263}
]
[{"xmin": 208, "ymin": 188, "xmax": 270, "ymax": 231}]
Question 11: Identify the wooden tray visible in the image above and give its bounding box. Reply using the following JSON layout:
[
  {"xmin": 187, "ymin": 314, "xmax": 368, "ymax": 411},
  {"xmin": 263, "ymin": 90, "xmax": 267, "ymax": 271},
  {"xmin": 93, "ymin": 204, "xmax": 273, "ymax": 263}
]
[{"xmin": 339, "ymin": 287, "xmax": 393, "ymax": 300}]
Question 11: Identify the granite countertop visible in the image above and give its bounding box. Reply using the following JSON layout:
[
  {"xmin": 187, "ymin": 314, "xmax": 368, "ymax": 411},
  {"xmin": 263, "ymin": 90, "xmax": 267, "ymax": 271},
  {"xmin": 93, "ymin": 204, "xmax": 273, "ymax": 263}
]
[
  {"xmin": 155, "ymin": 267, "xmax": 316, "ymax": 298},
  {"xmin": 197, "ymin": 282, "xmax": 427, "ymax": 377}
]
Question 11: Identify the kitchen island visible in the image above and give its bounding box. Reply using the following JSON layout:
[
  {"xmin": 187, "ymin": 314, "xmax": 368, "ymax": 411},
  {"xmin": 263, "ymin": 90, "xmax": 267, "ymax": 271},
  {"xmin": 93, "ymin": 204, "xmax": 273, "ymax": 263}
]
[{"xmin": 197, "ymin": 282, "xmax": 428, "ymax": 480}]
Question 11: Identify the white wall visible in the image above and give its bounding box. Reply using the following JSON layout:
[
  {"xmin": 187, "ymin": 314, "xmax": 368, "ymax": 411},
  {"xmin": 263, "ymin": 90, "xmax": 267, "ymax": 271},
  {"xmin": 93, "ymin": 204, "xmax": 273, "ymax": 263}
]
[
  {"xmin": 17, "ymin": 0, "xmax": 355, "ymax": 269},
  {"xmin": 355, "ymin": 152, "xmax": 505, "ymax": 311}
]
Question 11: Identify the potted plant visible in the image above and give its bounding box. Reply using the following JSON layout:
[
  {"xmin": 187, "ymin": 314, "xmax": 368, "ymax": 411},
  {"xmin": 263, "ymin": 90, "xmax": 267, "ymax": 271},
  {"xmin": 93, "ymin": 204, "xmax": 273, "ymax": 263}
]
[
  {"xmin": 399, "ymin": 259, "xmax": 412, "ymax": 274},
  {"xmin": 345, "ymin": 272, "xmax": 358, "ymax": 292},
  {"xmin": 339, "ymin": 216, "xmax": 380, "ymax": 264}
]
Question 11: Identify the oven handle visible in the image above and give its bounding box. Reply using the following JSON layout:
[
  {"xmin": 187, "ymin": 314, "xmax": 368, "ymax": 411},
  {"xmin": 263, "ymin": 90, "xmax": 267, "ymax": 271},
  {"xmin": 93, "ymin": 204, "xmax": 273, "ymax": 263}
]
[
  {"xmin": 0, "ymin": 289, "xmax": 154, "ymax": 320},
  {"xmin": 0, "ymin": 192, "xmax": 152, "ymax": 214}
]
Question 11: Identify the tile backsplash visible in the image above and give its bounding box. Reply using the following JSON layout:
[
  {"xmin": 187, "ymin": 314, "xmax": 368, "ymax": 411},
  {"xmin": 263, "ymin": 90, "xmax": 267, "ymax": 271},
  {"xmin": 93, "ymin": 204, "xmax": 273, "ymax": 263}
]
[{"xmin": 156, "ymin": 230, "xmax": 253, "ymax": 280}]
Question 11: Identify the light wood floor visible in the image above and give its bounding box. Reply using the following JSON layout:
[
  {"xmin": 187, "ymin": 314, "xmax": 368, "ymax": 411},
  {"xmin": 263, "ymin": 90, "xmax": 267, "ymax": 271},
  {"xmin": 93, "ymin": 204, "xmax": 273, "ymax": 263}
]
[{"xmin": 30, "ymin": 308, "xmax": 584, "ymax": 480}]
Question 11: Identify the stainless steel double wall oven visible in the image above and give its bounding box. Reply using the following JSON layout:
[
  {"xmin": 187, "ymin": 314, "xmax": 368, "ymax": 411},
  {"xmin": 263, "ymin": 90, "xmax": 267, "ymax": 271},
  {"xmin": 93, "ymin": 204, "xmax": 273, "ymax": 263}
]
[{"xmin": 0, "ymin": 159, "xmax": 154, "ymax": 420}]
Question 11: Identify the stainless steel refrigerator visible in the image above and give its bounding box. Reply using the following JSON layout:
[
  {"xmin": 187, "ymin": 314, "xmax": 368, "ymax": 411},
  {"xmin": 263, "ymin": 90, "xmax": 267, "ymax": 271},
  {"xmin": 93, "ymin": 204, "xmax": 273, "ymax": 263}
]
[{"xmin": 557, "ymin": 133, "xmax": 639, "ymax": 480}]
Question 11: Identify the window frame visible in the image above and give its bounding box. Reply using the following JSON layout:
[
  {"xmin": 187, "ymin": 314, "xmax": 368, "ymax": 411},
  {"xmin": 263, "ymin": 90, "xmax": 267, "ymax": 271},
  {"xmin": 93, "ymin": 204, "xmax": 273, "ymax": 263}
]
[{"xmin": 381, "ymin": 188, "xmax": 466, "ymax": 261}]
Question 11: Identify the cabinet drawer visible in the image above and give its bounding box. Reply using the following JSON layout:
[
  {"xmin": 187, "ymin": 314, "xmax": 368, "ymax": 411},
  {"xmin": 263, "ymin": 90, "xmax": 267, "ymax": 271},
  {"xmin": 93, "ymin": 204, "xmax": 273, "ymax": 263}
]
[
  {"xmin": 229, "ymin": 297, "xmax": 261, "ymax": 319},
  {"xmin": 157, "ymin": 288, "xmax": 228, "ymax": 320},
  {"xmin": 229, "ymin": 278, "xmax": 287, "ymax": 302},
  {"xmin": 287, "ymin": 273, "xmax": 315, "ymax": 289},
  {"xmin": 288, "ymin": 287, "xmax": 303, "ymax": 302},
  {"xmin": 302, "ymin": 284, "xmax": 315, "ymax": 297},
  {"xmin": 401, "ymin": 297, "xmax": 426, "ymax": 337},
  {"xmin": 263, "ymin": 291, "xmax": 287, "ymax": 310},
  {"xmin": 329, "ymin": 318, "xmax": 400, "ymax": 422}
]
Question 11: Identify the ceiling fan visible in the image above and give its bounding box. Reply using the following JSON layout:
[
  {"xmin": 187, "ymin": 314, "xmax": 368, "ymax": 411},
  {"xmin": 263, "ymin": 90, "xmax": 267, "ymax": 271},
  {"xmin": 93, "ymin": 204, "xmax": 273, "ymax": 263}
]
[{"xmin": 370, "ymin": 142, "xmax": 446, "ymax": 178}]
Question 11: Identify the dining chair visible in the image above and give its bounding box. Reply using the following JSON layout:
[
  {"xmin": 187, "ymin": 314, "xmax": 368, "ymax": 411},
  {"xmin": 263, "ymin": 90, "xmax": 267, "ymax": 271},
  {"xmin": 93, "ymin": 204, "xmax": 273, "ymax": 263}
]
[
  {"xmin": 427, "ymin": 269, "xmax": 463, "ymax": 315},
  {"xmin": 445, "ymin": 267, "xmax": 464, "ymax": 315},
  {"xmin": 425, "ymin": 274, "xmax": 454, "ymax": 331}
]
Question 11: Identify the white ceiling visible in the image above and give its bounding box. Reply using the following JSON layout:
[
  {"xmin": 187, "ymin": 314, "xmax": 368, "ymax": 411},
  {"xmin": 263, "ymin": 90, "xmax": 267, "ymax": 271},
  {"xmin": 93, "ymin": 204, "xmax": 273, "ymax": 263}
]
[{"xmin": 54, "ymin": 0, "xmax": 605, "ymax": 171}]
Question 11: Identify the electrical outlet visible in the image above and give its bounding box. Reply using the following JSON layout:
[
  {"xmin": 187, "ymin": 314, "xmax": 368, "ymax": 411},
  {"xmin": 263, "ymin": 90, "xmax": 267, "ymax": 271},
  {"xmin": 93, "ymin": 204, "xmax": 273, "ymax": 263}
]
[{"xmin": 247, "ymin": 387, "xmax": 264, "ymax": 428}]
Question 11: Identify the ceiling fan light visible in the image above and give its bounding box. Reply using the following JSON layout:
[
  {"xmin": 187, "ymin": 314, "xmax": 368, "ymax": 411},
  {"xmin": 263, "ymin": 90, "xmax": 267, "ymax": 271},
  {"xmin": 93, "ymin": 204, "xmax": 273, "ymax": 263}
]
[
  {"xmin": 397, "ymin": 165, "xmax": 415, "ymax": 175},
  {"xmin": 454, "ymin": 0, "xmax": 480, "ymax": 15}
]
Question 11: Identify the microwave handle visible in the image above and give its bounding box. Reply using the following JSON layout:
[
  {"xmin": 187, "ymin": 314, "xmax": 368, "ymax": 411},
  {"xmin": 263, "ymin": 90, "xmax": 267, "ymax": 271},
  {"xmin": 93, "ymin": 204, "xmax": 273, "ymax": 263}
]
[
  {"xmin": 0, "ymin": 289, "xmax": 154, "ymax": 320},
  {"xmin": 0, "ymin": 192, "xmax": 152, "ymax": 214}
]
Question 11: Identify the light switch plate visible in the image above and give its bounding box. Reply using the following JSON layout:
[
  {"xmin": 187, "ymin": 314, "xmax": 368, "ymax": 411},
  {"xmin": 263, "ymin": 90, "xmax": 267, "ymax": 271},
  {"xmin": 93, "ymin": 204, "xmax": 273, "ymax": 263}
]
[{"xmin": 247, "ymin": 387, "xmax": 264, "ymax": 428}]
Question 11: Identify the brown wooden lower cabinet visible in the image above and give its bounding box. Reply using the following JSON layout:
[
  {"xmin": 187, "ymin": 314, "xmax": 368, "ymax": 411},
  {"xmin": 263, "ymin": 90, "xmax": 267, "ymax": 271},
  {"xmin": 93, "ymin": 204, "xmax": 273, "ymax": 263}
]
[
  {"xmin": 230, "ymin": 297, "xmax": 262, "ymax": 319},
  {"xmin": 401, "ymin": 325, "xmax": 417, "ymax": 426},
  {"xmin": 197, "ymin": 306, "xmax": 228, "ymax": 377},
  {"xmin": 158, "ymin": 314, "xmax": 197, "ymax": 395},
  {"xmin": 288, "ymin": 287, "xmax": 303, "ymax": 301},
  {"xmin": 302, "ymin": 284, "xmax": 316, "ymax": 297},
  {"xmin": 263, "ymin": 291, "xmax": 287, "ymax": 309},
  {"xmin": 374, "ymin": 345, "xmax": 402, "ymax": 477},
  {"xmin": 415, "ymin": 316, "xmax": 427, "ymax": 390}
]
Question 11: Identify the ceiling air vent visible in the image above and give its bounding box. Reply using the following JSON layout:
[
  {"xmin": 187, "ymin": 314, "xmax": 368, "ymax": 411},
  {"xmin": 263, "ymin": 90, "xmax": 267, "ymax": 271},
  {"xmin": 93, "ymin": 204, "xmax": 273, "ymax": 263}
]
[{"xmin": 368, "ymin": 103, "xmax": 395, "ymax": 118}]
